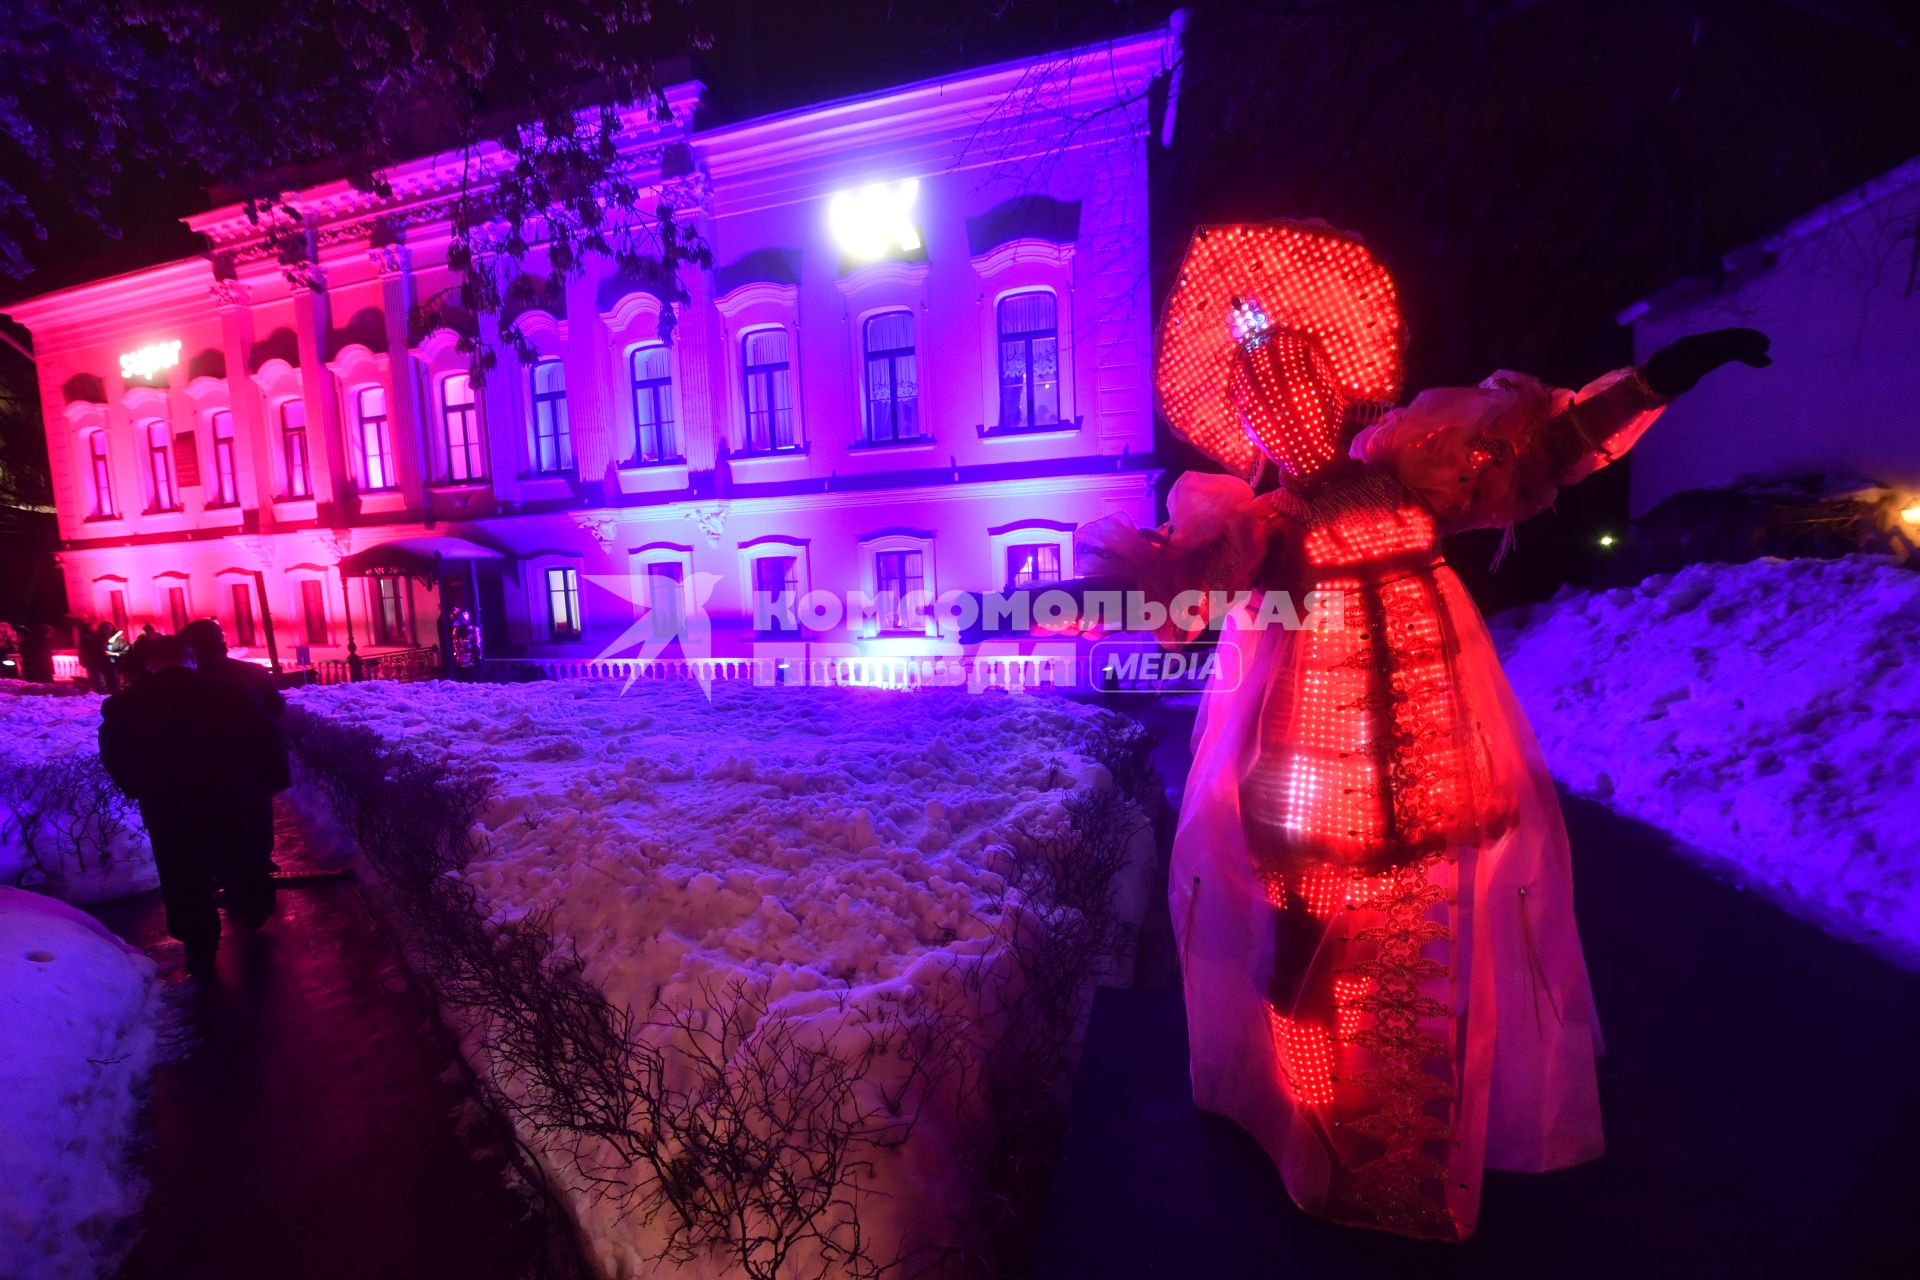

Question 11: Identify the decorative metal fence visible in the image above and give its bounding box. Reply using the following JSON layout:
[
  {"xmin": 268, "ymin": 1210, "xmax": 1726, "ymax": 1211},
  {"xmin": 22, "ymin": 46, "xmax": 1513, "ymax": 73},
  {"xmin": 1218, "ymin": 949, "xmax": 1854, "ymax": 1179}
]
[
  {"xmin": 309, "ymin": 644, "xmax": 443, "ymax": 685},
  {"xmin": 501, "ymin": 651, "xmax": 1077, "ymax": 692}
]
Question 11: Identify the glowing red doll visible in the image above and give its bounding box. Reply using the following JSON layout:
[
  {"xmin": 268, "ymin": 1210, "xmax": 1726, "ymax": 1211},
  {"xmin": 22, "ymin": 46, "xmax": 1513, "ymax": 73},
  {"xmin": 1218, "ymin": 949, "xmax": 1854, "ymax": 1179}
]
[{"xmin": 1080, "ymin": 221, "xmax": 1768, "ymax": 1240}]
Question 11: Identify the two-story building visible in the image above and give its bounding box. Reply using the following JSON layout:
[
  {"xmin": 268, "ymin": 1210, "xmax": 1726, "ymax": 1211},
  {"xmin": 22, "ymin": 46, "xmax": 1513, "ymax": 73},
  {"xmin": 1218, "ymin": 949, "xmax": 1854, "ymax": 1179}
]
[{"xmin": 3, "ymin": 30, "xmax": 1174, "ymax": 680}]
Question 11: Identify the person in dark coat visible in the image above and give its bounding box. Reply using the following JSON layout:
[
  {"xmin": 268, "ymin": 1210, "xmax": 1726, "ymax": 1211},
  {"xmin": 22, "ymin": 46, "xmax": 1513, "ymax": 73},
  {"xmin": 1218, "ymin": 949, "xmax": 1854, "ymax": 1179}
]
[
  {"xmin": 76, "ymin": 620, "xmax": 113, "ymax": 692},
  {"xmin": 19, "ymin": 624, "xmax": 54, "ymax": 683},
  {"xmin": 99, "ymin": 635, "xmax": 281, "ymax": 972},
  {"xmin": 121, "ymin": 623, "xmax": 159, "ymax": 685},
  {"xmin": 182, "ymin": 618, "xmax": 291, "ymax": 881}
]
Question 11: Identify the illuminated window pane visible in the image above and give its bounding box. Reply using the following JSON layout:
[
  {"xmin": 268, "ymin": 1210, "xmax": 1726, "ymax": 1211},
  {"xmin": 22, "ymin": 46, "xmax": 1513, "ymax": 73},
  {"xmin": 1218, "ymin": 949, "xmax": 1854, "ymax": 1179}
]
[
  {"xmin": 997, "ymin": 292, "xmax": 1060, "ymax": 431},
  {"xmin": 874, "ymin": 549, "xmax": 926, "ymax": 633},
  {"xmin": 546, "ymin": 566, "xmax": 582, "ymax": 641},
  {"xmin": 1005, "ymin": 542, "xmax": 1062, "ymax": 589},
  {"xmin": 863, "ymin": 311, "xmax": 920, "ymax": 444},
  {"xmin": 629, "ymin": 345, "xmax": 679, "ymax": 463},
  {"xmin": 283, "ymin": 400, "xmax": 313, "ymax": 498},
  {"xmin": 210, "ymin": 411, "xmax": 239, "ymax": 506},
  {"xmin": 357, "ymin": 387, "xmax": 396, "ymax": 491},
  {"xmin": 743, "ymin": 329, "xmax": 797, "ymax": 452},
  {"xmin": 441, "ymin": 374, "xmax": 485, "ymax": 483},
  {"xmin": 531, "ymin": 360, "xmax": 573, "ymax": 473}
]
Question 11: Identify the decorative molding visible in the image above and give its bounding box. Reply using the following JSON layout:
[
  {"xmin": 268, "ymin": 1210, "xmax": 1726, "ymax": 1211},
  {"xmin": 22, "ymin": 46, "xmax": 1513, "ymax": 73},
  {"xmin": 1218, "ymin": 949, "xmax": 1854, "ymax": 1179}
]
[
  {"xmin": 229, "ymin": 536, "xmax": 278, "ymax": 571},
  {"xmin": 713, "ymin": 280, "xmax": 798, "ymax": 323},
  {"xmin": 570, "ymin": 511, "xmax": 622, "ymax": 552},
  {"xmin": 316, "ymin": 530, "xmax": 353, "ymax": 561},
  {"xmin": 685, "ymin": 504, "xmax": 728, "ymax": 545},
  {"xmin": 970, "ymin": 237, "xmax": 1076, "ymax": 280},
  {"xmin": 209, "ymin": 278, "xmax": 252, "ymax": 309},
  {"xmin": 369, "ymin": 244, "xmax": 412, "ymax": 277},
  {"xmin": 600, "ymin": 289, "xmax": 667, "ymax": 333},
  {"xmin": 510, "ymin": 308, "xmax": 568, "ymax": 347},
  {"xmin": 833, "ymin": 258, "xmax": 931, "ymax": 301},
  {"xmin": 285, "ymin": 261, "xmax": 327, "ymax": 294}
]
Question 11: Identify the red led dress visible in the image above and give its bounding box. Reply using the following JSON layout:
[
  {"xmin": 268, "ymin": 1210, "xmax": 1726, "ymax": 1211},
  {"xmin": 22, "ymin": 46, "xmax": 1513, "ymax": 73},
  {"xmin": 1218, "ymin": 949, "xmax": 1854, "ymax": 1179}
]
[{"xmin": 1081, "ymin": 222, "xmax": 1666, "ymax": 1240}]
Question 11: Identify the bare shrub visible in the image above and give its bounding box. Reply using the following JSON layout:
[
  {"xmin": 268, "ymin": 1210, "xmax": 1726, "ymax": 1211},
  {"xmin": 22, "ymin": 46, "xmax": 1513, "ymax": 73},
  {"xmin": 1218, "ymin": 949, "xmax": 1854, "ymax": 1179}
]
[
  {"xmin": 1080, "ymin": 714, "xmax": 1159, "ymax": 808},
  {"xmin": 0, "ymin": 752, "xmax": 137, "ymax": 885}
]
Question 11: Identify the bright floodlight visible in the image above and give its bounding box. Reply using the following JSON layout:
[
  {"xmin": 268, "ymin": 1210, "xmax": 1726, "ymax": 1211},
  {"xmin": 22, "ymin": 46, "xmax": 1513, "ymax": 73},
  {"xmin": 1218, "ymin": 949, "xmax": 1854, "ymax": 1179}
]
[
  {"xmin": 828, "ymin": 179, "xmax": 921, "ymax": 261},
  {"xmin": 119, "ymin": 339, "xmax": 182, "ymax": 381}
]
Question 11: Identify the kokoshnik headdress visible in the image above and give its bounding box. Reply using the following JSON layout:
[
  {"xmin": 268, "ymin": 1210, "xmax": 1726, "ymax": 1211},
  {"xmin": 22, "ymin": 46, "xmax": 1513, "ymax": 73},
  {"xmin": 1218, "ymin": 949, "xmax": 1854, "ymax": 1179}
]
[{"xmin": 1156, "ymin": 220, "xmax": 1408, "ymax": 482}]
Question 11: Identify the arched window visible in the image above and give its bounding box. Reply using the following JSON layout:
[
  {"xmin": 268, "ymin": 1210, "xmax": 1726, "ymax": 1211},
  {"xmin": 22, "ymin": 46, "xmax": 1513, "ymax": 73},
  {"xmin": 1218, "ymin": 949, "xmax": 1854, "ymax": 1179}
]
[
  {"xmin": 210, "ymin": 410, "xmax": 239, "ymax": 506},
  {"xmin": 997, "ymin": 291, "xmax": 1060, "ymax": 430},
  {"xmin": 863, "ymin": 311, "xmax": 920, "ymax": 443},
  {"xmin": 86, "ymin": 431, "xmax": 115, "ymax": 520},
  {"xmin": 530, "ymin": 359, "xmax": 572, "ymax": 474},
  {"xmin": 145, "ymin": 422, "xmax": 177, "ymax": 512},
  {"xmin": 282, "ymin": 400, "xmax": 313, "ymax": 499},
  {"xmin": 742, "ymin": 328, "xmax": 797, "ymax": 453},
  {"xmin": 441, "ymin": 373, "xmax": 485, "ymax": 482},
  {"xmin": 628, "ymin": 345, "xmax": 679, "ymax": 464},
  {"xmin": 355, "ymin": 387, "xmax": 395, "ymax": 491}
]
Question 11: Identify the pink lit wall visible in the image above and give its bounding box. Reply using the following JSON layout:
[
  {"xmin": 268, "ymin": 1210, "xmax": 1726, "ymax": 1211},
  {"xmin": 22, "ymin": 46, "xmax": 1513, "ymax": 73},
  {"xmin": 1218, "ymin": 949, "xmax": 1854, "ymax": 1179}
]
[{"xmin": 4, "ymin": 30, "xmax": 1178, "ymax": 664}]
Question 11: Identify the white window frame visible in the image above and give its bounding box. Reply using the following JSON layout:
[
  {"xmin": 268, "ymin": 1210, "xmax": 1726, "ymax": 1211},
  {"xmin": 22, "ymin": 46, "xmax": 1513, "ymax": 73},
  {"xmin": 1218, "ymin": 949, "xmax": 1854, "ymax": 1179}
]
[
  {"xmin": 858, "ymin": 533, "xmax": 937, "ymax": 639},
  {"xmin": 737, "ymin": 536, "xmax": 812, "ymax": 636}
]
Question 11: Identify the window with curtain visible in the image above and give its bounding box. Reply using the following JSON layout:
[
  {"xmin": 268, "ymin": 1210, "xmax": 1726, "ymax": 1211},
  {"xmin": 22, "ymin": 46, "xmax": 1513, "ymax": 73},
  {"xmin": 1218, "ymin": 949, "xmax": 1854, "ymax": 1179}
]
[
  {"xmin": 108, "ymin": 590, "xmax": 128, "ymax": 634},
  {"xmin": 210, "ymin": 411, "xmax": 239, "ymax": 506},
  {"xmin": 355, "ymin": 388, "xmax": 396, "ymax": 491},
  {"xmin": 863, "ymin": 311, "xmax": 920, "ymax": 443},
  {"xmin": 546, "ymin": 567, "xmax": 582, "ymax": 641},
  {"xmin": 629, "ymin": 345, "xmax": 679, "ymax": 464},
  {"xmin": 166, "ymin": 585, "xmax": 188, "ymax": 633},
  {"xmin": 646, "ymin": 563, "xmax": 685, "ymax": 640},
  {"xmin": 752, "ymin": 555, "xmax": 800, "ymax": 634},
  {"xmin": 531, "ymin": 359, "xmax": 572, "ymax": 473},
  {"xmin": 230, "ymin": 582, "xmax": 257, "ymax": 646},
  {"xmin": 145, "ymin": 422, "xmax": 177, "ymax": 512},
  {"xmin": 873, "ymin": 549, "xmax": 926, "ymax": 633},
  {"xmin": 282, "ymin": 400, "xmax": 313, "ymax": 499},
  {"xmin": 997, "ymin": 291, "xmax": 1061, "ymax": 431},
  {"xmin": 1005, "ymin": 542, "xmax": 1063, "ymax": 589},
  {"xmin": 742, "ymin": 329, "xmax": 797, "ymax": 452},
  {"xmin": 86, "ymin": 431, "xmax": 115, "ymax": 519},
  {"xmin": 300, "ymin": 579, "xmax": 328, "ymax": 646},
  {"xmin": 441, "ymin": 373, "xmax": 485, "ymax": 482},
  {"xmin": 372, "ymin": 575, "xmax": 408, "ymax": 646}
]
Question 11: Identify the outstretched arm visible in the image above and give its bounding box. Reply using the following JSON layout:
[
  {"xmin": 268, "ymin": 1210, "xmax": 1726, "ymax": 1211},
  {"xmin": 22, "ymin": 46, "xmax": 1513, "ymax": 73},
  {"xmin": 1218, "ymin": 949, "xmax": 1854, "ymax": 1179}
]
[{"xmin": 1352, "ymin": 327, "xmax": 1770, "ymax": 534}]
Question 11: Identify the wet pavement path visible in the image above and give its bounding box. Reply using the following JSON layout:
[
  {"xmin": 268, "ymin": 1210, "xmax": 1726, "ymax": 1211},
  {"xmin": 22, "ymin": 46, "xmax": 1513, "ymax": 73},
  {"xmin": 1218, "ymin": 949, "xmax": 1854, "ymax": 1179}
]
[
  {"xmin": 95, "ymin": 800, "xmax": 587, "ymax": 1280},
  {"xmin": 1036, "ymin": 774, "xmax": 1920, "ymax": 1278}
]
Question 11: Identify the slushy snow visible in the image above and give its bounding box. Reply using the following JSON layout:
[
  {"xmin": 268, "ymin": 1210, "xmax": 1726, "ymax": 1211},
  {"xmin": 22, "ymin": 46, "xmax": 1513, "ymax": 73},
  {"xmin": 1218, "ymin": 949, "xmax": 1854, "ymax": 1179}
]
[
  {"xmin": 1494, "ymin": 555, "xmax": 1920, "ymax": 965},
  {"xmin": 294, "ymin": 677, "xmax": 1147, "ymax": 1276},
  {"xmin": 0, "ymin": 888, "xmax": 160, "ymax": 1280}
]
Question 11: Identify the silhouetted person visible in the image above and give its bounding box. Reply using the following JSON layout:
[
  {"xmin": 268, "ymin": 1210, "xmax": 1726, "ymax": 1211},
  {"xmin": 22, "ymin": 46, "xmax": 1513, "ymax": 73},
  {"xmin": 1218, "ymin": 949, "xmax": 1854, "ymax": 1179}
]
[
  {"xmin": 182, "ymin": 618, "xmax": 291, "ymax": 881},
  {"xmin": 121, "ymin": 623, "xmax": 160, "ymax": 685},
  {"xmin": 99, "ymin": 635, "xmax": 281, "ymax": 973},
  {"xmin": 76, "ymin": 620, "xmax": 116, "ymax": 693},
  {"xmin": 19, "ymin": 624, "xmax": 54, "ymax": 683}
]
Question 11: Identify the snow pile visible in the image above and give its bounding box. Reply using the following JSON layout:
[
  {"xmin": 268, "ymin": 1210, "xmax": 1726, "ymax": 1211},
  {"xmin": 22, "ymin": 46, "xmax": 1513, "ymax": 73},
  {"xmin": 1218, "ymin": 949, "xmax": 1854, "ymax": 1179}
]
[
  {"xmin": 294, "ymin": 678, "xmax": 1145, "ymax": 1276},
  {"xmin": 0, "ymin": 888, "xmax": 160, "ymax": 1279},
  {"xmin": 1494, "ymin": 555, "xmax": 1920, "ymax": 964},
  {"xmin": 0, "ymin": 684, "xmax": 155, "ymax": 902}
]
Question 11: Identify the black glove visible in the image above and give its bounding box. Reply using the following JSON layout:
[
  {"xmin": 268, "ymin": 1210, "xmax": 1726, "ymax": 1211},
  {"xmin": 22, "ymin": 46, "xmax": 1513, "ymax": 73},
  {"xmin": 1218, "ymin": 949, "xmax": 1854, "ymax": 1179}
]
[{"xmin": 1642, "ymin": 327, "xmax": 1771, "ymax": 398}]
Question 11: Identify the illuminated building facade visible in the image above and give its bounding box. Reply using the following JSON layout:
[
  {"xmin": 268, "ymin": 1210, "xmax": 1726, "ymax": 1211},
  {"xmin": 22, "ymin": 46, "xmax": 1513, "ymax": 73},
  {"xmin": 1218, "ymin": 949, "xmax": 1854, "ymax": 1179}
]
[{"xmin": 4, "ymin": 31, "xmax": 1174, "ymax": 670}]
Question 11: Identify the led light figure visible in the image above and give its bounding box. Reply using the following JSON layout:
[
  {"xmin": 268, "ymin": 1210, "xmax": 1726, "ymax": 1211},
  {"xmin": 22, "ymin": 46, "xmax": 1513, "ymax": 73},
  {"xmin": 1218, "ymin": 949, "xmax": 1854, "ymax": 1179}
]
[
  {"xmin": 828, "ymin": 179, "xmax": 922, "ymax": 261},
  {"xmin": 1075, "ymin": 217, "xmax": 1738, "ymax": 1242},
  {"xmin": 119, "ymin": 340, "xmax": 182, "ymax": 381}
]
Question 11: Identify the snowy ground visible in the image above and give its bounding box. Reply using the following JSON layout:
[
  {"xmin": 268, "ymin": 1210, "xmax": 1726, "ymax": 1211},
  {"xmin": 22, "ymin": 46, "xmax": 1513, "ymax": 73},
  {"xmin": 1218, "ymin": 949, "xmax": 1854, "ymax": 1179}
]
[
  {"xmin": 0, "ymin": 888, "xmax": 160, "ymax": 1280},
  {"xmin": 0, "ymin": 684, "xmax": 155, "ymax": 902},
  {"xmin": 1494, "ymin": 555, "xmax": 1920, "ymax": 966},
  {"xmin": 295, "ymin": 678, "xmax": 1150, "ymax": 1277}
]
